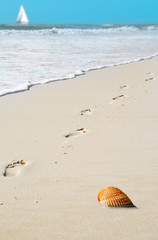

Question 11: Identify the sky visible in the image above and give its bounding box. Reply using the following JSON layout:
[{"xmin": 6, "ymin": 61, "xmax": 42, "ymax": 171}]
[{"xmin": 0, "ymin": 0, "xmax": 158, "ymax": 24}]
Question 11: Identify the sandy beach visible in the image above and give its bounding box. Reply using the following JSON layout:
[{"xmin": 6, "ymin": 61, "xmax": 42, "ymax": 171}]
[{"xmin": 0, "ymin": 56, "xmax": 158, "ymax": 240}]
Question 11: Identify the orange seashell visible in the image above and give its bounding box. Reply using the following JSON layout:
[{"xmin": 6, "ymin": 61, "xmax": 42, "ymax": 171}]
[{"xmin": 98, "ymin": 187, "xmax": 135, "ymax": 207}]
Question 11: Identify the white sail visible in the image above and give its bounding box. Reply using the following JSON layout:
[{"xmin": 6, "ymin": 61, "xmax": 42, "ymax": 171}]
[{"xmin": 16, "ymin": 5, "xmax": 29, "ymax": 24}]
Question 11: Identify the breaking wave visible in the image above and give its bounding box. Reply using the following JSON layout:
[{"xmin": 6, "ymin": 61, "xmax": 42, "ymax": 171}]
[{"xmin": 0, "ymin": 24, "xmax": 158, "ymax": 97}]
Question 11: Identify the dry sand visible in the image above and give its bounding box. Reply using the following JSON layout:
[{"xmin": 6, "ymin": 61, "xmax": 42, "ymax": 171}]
[{"xmin": 0, "ymin": 57, "xmax": 158, "ymax": 240}]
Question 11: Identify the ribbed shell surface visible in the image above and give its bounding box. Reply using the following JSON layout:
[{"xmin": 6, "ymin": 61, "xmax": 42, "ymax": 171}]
[{"xmin": 98, "ymin": 187, "xmax": 135, "ymax": 207}]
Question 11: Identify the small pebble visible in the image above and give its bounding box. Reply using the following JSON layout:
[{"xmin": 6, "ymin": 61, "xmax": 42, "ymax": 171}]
[{"xmin": 67, "ymin": 145, "xmax": 72, "ymax": 148}]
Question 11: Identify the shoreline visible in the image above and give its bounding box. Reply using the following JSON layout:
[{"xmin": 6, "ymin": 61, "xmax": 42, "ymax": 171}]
[
  {"xmin": 0, "ymin": 56, "xmax": 158, "ymax": 239},
  {"xmin": 1, "ymin": 53, "xmax": 158, "ymax": 98}
]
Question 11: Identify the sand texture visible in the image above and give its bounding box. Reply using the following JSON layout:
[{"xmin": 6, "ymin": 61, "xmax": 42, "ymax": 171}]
[{"xmin": 0, "ymin": 57, "xmax": 158, "ymax": 239}]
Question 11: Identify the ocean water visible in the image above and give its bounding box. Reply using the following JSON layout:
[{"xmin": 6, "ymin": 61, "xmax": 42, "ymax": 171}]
[{"xmin": 0, "ymin": 24, "xmax": 158, "ymax": 96}]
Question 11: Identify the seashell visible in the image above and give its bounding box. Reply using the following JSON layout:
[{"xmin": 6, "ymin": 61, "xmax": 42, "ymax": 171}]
[{"xmin": 98, "ymin": 187, "xmax": 135, "ymax": 207}]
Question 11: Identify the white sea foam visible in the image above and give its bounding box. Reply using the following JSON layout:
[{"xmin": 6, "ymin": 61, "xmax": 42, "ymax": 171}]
[
  {"xmin": 0, "ymin": 26, "xmax": 141, "ymax": 36},
  {"xmin": 0, "ymin": 24, "xmax": 158, "ymax": 97}
]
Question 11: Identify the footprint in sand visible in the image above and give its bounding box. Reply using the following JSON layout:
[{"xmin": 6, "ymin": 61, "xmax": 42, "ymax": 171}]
[
  {"xmin": 81, "ymin": 108, "xmax": 92, "ymax": 116},
  {"xmin": 112, "ymin": 94, "xmax": 125, "ymax": 101},
  {"xmin": 145, "ymin": 77, "xmax": 155, "ymax": 82},
  {"xmin": 65, "ymin": 128, "xmax": 87, "ymax": 138},
  {"xmin": 146, "ymin": 72, "xmax": 154, "ymax": 75},
  {"xmin": 120, "ymin": 85, "xmax": 128, "ymax": 89},
  {"xmin": 4, "ymin": 160, "xmax": 26, "ymax": 177}
]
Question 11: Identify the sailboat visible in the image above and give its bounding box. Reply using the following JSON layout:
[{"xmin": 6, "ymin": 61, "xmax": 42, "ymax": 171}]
[{"xmin": 16, "ymin": 5, "xmax": 29, "ymax": 24}]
